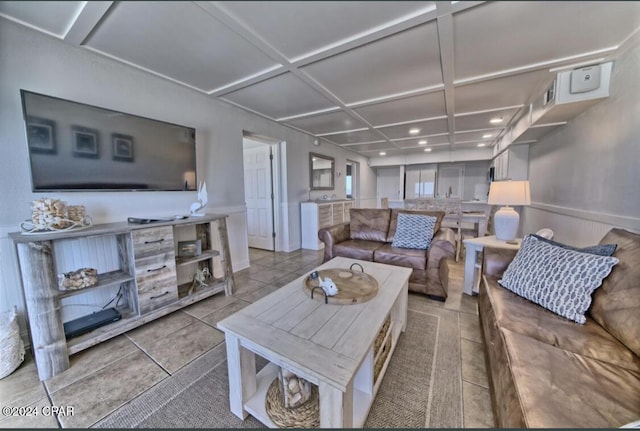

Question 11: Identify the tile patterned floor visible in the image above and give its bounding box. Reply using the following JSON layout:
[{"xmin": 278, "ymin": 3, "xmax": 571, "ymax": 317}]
[{"xmin": 0, "ymin": 248, "xmax": 494, "ymax": 428}]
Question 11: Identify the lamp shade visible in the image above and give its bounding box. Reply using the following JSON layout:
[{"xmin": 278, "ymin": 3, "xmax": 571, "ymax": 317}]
[{"xmin": 487, "ymin": 180, "xmax": 531, "ymax": 206}]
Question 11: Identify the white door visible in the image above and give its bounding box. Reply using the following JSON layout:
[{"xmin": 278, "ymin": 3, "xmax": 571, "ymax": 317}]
[
  {"xmin": 377, "ymin": 167, "xmax": 401, "ymax": 202},
  {"xmin": 243, "ymin": 144, "xmax": 274, "ymax": 250}
]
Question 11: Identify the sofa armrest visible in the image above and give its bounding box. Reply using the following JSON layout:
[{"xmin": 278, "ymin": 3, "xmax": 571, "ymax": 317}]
[
  {"xmin": 482, "ymin": 247, "xmax": 518, "ymax": 278},
  {"xmin": 427, "ymin": 228, "xmax": 456, "ymax": 268},
  {"xmin": 318, "ymin": 222, "xmax": 350, "ymax": 262}
]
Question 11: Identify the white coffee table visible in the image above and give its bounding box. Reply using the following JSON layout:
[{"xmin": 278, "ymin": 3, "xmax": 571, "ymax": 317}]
[
  {"xmin": 216, "ymin": 257, "xmax": 412, "ymax": 428},
  {"xmin": 463, "ymin": 235, "xmax": 521, "ymax": 295}
]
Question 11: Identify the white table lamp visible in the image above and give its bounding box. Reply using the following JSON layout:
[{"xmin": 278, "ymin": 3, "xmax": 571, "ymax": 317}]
[{"xmin": 487, "ymin": 180, "xmax": 530, "ymax": 243}]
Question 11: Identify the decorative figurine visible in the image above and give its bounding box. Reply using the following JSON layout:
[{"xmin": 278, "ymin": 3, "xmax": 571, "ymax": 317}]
[
  {"xmin": 317, "ymin": 275, "xmax": 338, "ymax": 296},
  {"xmin": 190, "ymin": 181, "xmax": 208, "ymax": 217},
  {"xmin": 188, "ymin": 267, "xmax": 211, "ymax": 295}
]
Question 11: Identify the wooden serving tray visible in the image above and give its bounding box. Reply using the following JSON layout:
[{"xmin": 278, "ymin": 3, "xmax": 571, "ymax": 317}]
[{"xmin": 303, "ymin": 269, "xmax": 378, "ymax": 305}]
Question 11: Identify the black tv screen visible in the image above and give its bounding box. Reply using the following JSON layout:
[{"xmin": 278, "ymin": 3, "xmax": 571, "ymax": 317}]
[{"xmin": 21, "ymin": 90, "xmax": 197, "ymax": 192}]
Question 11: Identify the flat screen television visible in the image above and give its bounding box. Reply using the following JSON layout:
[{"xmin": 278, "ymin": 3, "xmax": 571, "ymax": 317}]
[{"xmin": 21, "ymin": 90, "xmax": 197, "ymax": 192}]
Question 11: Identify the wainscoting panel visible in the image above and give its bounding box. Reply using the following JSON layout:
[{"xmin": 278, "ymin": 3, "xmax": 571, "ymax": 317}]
[{"xmin": 522, "ymin": 203, "xmax": 639, "ymax": 246}]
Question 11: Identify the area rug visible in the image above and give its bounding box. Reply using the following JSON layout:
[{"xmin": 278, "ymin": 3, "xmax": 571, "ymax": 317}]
[{"xmin": 95, "ymin": 301, "xmax": 462, "ymax": 428}]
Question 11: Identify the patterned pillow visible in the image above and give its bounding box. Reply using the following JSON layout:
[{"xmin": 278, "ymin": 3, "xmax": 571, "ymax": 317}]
[
  {"xmin": 498, "ymin": 235, "xmax": 619, "ymax": 324},
  {"xmin": 530, "ymin": 234, "xmax": 617, "ymax": 256},
  {"xmin": 391, "ymin": 214, "xmax": 437, "ymax": 249}
]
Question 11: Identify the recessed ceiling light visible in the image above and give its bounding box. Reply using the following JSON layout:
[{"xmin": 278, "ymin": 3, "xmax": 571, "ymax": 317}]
[
  {"xmin": 379, "ymin": 152, "xmax": 386, "ymax": 156},
  {"xmin": 409, "ymin": 128, "xmax": 420, "ymax": 135},
  {"xmin": 482, "ymin": 134, "xmax": 493, "ymax": 139},
  {"xmin": 489, "ymin": 117, "xmax": 503, "ymax": 124},
  {"xmin": 477, "ymin": 143, "xmax": 486, "ymax": 147},
  {"xmin": 424, "ymin": 148, "xmax": 432, "ymax": 152},
  {"xmin": 418, "ymin": 140, "xmax": 427, "ymax": 145}
]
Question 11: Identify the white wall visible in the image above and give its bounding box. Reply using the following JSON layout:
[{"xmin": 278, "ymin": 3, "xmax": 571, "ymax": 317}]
[
  {"xmin": 460, "ymin": 160, "xmax": 491, "ymax": 200},
  {"xmin": 0, "ymin": 19, "xmax": 376, "ymax": 340},
  {"xmin": 522, "ymin": 40, "xmax": 640, "ymax": 243}
]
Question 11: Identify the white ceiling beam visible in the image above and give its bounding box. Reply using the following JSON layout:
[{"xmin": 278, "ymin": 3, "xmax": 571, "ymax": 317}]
[
  {"xmin": 435, "ymin": 3, "xmax": 456, "ymax": 152},
  {"xmin": 63, "ymin": 1, "xmax": 113, "ymax": 45},
  {"xmin": 290, "ymin": 5, "xmax": 439, "ymax": 66},
  {"xmin": 196, "ymin": 1, "xmax": 404, "ymax": 149},
  {"xmin": 454, "ymin": 47, "xmax": 617, "ymax": 87}
]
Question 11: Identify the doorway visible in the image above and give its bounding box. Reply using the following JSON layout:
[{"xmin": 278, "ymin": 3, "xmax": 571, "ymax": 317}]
[
  {"xmin": 242, "ymin": 134, "xmax": 279, "ymax": 251},
  {"xmin": 346, "ymin": 160, "xmax": 359, "ymax": 204}
]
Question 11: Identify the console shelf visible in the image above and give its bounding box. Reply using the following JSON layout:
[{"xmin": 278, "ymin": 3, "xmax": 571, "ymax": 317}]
[
  {"xmin": 10, "ymin": 214, "xmax": 235, "ymax": 381},
  {"xmin": 175, "ymin": 249, "xmax": 220, "ymax": 267},
  {"xmin": 57, "ymin": 270, "xmax": 135, "ymax": 299}
]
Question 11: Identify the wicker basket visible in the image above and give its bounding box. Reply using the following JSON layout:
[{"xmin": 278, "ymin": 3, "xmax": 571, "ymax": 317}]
[
  {"xmin": 0, "ymin": 308, "xmax": 25, "ymax": 379},
  {"xmin": 374, "ymin": 315, "xmax": 391, "ymax": 356},
  {"xmin": 265, "ymin": 377, "xmax": 319, "ymax": 428},
  {"xmin": 374, "ymin": 334, "xmax": 392, "ymax": 383}
]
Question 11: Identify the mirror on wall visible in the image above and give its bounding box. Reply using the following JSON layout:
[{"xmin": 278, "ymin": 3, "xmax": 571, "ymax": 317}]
[{"xmin": 310, "ymin": 152, "xmax": 334, "ymax": 190}]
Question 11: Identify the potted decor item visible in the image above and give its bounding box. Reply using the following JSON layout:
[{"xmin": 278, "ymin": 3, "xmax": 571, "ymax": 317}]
[{"xmin": 279, "ymin": 367, "xmax": 312, "ymax": 409}]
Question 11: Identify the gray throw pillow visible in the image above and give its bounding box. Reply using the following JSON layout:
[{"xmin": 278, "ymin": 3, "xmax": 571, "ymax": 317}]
[
  {"xmin": 530, "ymin": 233, "xmax": 617, "ymax": 256},
  {"xmin": 391, "ymin": 214, "xmax": 436, "ymax": 249},
  {"xmin": 499, "ymin": 235, "xmax": 619, "ymax": 324}
]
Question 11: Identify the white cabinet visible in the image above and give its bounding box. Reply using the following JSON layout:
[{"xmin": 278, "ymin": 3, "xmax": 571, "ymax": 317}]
[
  {"xmin": 493, "ymin": 145, "xmax": 529, "ymax": 181},
  {"xmin": 301, "ymin": 200, "xmax": 353, "ymax": 250}
]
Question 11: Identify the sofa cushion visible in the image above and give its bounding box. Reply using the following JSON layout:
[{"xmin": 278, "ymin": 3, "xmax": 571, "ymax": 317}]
[
  {"xmin": 387, "ymin": 209, "xmax": 445, "ymax": 242},
  {"xmin": 391, "ymin": 213, "xmax": 437, "ymax": 249},
  {"xmin": 500, "ymin": 328, "xmax": 640, "ymax": 428},
  {"xmin": 531, "ymin": 233, "xmax": 617, "ymax": 256},
  {"xmin": 349, "ymin": 209, "xmax": 391, "ymax": 242},
  {"xmin": 373, "ymin": 243, "xmax": 427, "ymax": 270},
  {"xmin": 499, "ymin": 235, "xmax": 619, "ymax": 324},
  {"xmin": 482, "ymin": 275, "xmax": 640, "ymax": 372},
  {"xmin": 333, "ymin": 239, "xmax": 384, "ymax": 261},
  {"xmin": 590, "ymin": 228, "xmax": 640, "ymax": 357}
]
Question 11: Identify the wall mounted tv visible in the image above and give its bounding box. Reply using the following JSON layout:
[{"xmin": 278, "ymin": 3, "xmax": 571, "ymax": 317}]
[{"xmin": 21, "ymin": 90, "xmax": 197, "ymax": 192}]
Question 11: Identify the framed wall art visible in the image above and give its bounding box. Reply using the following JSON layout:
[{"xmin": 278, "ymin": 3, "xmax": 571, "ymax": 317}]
[
  {"xmin": 112, "ymin": 133, "xmax": 134, "ymax": 162},
  {"xmin": 26, "ymin": 116, "xmax": 56, "ymax": 154},
  {"xmin": 71, "ymin": 126, "xmax": 99, "ymax": 158}
]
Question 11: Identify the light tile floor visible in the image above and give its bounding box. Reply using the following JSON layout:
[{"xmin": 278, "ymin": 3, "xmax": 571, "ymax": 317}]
[{"xmin": 0, "ymin": 248, "xmax": 493, "ymax": 428}]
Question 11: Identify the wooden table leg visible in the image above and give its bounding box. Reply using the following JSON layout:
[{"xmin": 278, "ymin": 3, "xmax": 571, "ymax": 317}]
[
  {"xmin": 319, "ymin": 380, "xmax": 353, "ymax": 428},
  {"xmin": 463, "ymin": 243, "xmax": 481, "ymax": 296},
  {"xmin": 225, "ymin": 334, "xmax": 256, "ymax": 419}
]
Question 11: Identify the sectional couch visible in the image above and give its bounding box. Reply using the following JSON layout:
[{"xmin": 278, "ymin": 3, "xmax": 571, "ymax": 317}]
[
  {"xmin": 318, "ymin": 208, "xmax": 456, "ymax": 299},
  {"xmin": 479, "ymin": 228, "xmax": 640, "ymax": 427}
]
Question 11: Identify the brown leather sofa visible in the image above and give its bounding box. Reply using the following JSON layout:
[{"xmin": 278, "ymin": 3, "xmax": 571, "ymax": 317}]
[
  {"xmin": 318, "ymin": 208, "xmax": 456, "ymax": 299},
  {"xmin": 479, "ymin": 228, "xmax": 640, "ymax": 428}
]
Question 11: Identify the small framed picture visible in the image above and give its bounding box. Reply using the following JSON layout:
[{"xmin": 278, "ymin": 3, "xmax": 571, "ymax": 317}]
[
  {"xmin": 72, "ymin": 126, "xmax": 99, "ymax": 158},
  {"xmin": 178, "ymin": 240, "xmax": 202, "ymax": 258},
  {"xmin": 112, "ymin": 134, "xmax": 134, "ymax": 162},
  {"xmin": 26, "ymin": 116, "xmax": 56, "ymax": 154}
]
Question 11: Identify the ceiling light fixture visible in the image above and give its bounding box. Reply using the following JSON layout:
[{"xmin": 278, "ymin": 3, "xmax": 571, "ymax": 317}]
[
  {"xmin": 477, "ymin": 143, "xmax": 486, "ymax": 147},
  {"xmin": 424, "ymin": 148, "xmax": 432, "ymax": 152},
  {"xmin": 482, "ymin": 134, "xmax": 493, "ymax": 139},
  {"xmin": 409, "ymin": 128, "xmax": 420, "ymax": 135},
  {"xmin": 379, "ymin": 152, "xmax": 386, "ymax": 156},
  {"xmin": 418, "ymin": 140, "xmax": 427, "ymax": 145},
  {"xmin": 489, "ymin": 117, "xmax": 503, "ymax": 124}
]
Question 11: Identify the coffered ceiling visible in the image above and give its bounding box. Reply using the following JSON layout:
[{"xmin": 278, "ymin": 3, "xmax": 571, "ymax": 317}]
[{"xmin": 1, "ymin": 1, "xmax": 639, "ymax": 159}]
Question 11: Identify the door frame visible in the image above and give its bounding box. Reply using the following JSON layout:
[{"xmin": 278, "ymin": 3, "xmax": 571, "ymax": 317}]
[
  {"xmin": 346, "ymin": 159, "xmax": 359, "ymax": 206},
  {"xmin": 242, "ymin": 131, "xmax": 286, "ymax": 252}
]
